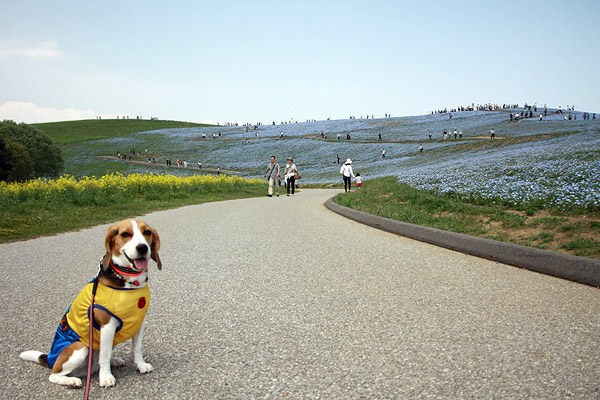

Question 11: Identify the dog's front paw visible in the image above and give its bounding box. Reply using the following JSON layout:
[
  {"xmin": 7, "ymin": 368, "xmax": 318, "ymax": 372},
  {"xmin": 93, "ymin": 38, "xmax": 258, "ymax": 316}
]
[
  {"xmin": 67, "ymin": 377, "xmax": 83, "ymax": 388},
  {"xmin": 49, "ymin": 374, "xmax": 82, "ymax": 387},
  {"xmin": 136, "ymin": 361, "xmax": 154, "ymax": 374},
  {"xmin": 99, "ymin": 373, "xmax": 116, "ymax": 388},
  {"xmin": 111, "ymin": 357, "xmax": 125, "ymax": 368}
]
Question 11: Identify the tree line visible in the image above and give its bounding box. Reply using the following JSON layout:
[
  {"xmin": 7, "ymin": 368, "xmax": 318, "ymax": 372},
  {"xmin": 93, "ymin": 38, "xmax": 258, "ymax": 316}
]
[{"xmin": 0, "ymin": 120, "xmax": 64, "ymax": 182}]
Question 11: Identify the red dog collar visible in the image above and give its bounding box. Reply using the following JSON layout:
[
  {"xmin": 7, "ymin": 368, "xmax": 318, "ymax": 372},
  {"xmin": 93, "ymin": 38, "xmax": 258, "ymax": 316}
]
[{"xmin": 110, "ymin": 259, "xmax": 144, "ymax": 277}]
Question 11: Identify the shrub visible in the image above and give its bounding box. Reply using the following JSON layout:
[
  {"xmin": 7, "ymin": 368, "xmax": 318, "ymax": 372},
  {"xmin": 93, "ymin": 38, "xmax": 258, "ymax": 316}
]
[{"xmin": 0, "ymin": 120, "xmax": 64, "ymax": 181}]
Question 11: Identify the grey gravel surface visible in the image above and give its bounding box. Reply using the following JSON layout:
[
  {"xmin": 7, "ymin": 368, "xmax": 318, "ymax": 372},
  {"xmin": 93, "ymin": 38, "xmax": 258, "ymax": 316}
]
[{"xmin": 1, "ymin": 189, "xmax": 599, "ymax": 399}]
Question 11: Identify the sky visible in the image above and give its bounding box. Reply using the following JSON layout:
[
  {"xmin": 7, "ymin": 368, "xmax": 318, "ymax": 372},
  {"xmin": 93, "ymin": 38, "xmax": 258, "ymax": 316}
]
[{"xmin": 1, "ymin": 0, "xmax": 599, "ymax": 124}]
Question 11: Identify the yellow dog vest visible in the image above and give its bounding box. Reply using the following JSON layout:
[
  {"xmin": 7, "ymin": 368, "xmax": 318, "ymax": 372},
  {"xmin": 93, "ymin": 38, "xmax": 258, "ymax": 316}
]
[{"xmin": 65, "ymin": 283, "xmax": 150, "ymax": 349}]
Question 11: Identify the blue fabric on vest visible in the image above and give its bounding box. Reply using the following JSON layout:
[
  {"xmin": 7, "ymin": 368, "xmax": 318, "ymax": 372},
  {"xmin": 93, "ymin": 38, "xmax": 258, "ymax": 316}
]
[{"xmin": 47, "ymin": 312, "xmax": 81, "ymax": 368}]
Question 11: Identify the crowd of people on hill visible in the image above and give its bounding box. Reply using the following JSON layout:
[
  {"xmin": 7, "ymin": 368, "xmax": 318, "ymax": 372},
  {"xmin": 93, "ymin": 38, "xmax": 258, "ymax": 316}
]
[
  {"xmin": 194, "ymin": 101, "xmax": 596, "ymax": 129},
  {"xmin": 582, "ymin": 112, "xmax": 596, "ymax": 120},
  {"xmin": 116, "ymin": 148, "xmax": 149, "ymax": 160},
  {"xmin": 431, "ymin": 103, "xmax": 520, "ymax": 114},
  {"xmin": 114, "ymin": 148, "xmax": 220, "ymax": 174}
]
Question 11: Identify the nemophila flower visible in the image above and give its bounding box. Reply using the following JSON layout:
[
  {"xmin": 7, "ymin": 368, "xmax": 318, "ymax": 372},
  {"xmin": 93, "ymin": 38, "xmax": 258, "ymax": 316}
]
[{"xmin": 397, "ymin": 137, "xmax": 600, "ymax": 211}]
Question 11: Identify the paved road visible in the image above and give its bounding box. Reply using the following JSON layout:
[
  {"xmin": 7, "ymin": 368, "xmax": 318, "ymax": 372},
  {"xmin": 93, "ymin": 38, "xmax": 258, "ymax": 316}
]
[{"xmin": 1, "ymin": 189, "xmax": 598, "ymax": 399}]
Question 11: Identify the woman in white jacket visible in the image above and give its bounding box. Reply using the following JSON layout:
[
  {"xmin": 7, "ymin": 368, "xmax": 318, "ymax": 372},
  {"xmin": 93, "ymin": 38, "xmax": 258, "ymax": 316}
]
[
  {"xmin": 340, "ymin": 158, "xmax": 355, "ymax": 192},
  {"xmin": 284, "ymin": 157, "xmax": 299, "ymax": 196}
]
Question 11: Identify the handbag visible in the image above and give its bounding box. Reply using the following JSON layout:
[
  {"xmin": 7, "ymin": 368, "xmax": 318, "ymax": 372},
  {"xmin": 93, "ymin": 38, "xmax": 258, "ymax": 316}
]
[{"xmin": 291, "ymin": 164, "xmax": 301, "ymax": 180}]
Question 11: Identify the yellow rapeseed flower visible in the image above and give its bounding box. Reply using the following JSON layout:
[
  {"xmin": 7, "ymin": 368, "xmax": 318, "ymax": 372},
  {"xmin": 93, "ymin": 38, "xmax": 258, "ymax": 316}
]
[{"xmin": 0, "ymin": 172, "xmax": 261, "ymax": 207}]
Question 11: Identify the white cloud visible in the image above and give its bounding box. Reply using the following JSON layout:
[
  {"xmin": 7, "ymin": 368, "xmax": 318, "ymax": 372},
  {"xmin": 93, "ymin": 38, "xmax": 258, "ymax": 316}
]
[
  {"xmin": 0, "ymin": 40, "xmax": 63, "ymax": 58},
  {"xmin": 0, "ymin": 101, "xmax": 106, "ymax": 123}
]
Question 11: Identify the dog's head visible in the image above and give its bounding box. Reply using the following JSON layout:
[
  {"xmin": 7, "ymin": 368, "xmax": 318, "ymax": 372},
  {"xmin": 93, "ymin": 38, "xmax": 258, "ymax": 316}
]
[{"xmin": 102, "ymin": 219, "xmax": 162, "ymax": 271}]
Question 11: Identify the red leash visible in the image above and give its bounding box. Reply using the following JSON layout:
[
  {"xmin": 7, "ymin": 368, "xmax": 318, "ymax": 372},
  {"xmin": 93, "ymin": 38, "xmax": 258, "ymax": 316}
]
[{"xmin": 84, "ymin": 276, "xmax": 99, "ymax": 400}]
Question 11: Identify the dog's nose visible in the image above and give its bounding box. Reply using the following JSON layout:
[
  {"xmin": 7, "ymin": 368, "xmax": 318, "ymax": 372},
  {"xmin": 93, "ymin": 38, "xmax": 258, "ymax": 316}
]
[{"xmin": 136, "ymin": 244, "xmax": 148, "ymax": 255}]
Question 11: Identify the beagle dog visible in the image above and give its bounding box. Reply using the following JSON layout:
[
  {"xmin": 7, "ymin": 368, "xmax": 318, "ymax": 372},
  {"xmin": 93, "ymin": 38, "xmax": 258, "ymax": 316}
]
[{"xmin": 20, "ymin": 219, "xmax": 162, "ymax": 388}]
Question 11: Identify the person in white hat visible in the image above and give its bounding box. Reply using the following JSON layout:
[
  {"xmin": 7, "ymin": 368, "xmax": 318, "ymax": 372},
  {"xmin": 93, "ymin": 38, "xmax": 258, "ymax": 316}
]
[
  {"xmin": 284, "ymin": 157, "xmax": 299, "ymax": 196},
  {"xmin": 339, "ymin": 158, "xmax": 355, "ymax": 192}
]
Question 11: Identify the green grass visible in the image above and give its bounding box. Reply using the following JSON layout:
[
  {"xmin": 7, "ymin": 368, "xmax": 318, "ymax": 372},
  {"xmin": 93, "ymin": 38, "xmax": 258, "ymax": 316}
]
[
  {"xmin": 333, "ymin": 176, "xmax": 600, "ymax": 260},
  {"xmin": 333, "ymin": 176, "xmax": 495, "ymax": 235},
  {"xmin": 32, "ymin": 119, "xmax": 215, "ymax": 144},
  {"xmin": 528, "ymin": 216, "xmax": 565, "ymax": 229},
  {"xmin": 562, "ymin": 237, "xmax": 600, "ymax": 257},
  {"xmin": 0, "ymin": 174, "xmax": 264, "ymax": 243}
]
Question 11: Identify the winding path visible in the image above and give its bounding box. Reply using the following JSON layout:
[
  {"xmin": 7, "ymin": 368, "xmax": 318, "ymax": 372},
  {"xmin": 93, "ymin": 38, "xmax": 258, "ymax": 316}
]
[{"xmin": 1, "ymin": 189, "xmax": 598, "ymax": 399}]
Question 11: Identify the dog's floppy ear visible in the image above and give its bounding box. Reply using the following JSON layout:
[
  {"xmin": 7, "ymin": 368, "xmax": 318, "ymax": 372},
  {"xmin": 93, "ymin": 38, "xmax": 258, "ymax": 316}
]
[
  {"xmin": 150, "ymin": 227, "xmax": 162, "ymax": 270},
  {"xmin": 102, "ymin": 224, "xmax": 118, "ymax": 270}
]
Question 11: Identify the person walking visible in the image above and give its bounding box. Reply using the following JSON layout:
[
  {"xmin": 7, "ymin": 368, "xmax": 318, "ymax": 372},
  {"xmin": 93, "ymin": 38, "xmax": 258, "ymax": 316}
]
[
  {"xmin": 382, "ymin": 148, "xmax": 386, "ymax": 158},
  {"xmin": 340, "ymin": 158, "xmax": 355, "ymax": 192},
  {"xmin": 263, "ymin": 156, "xmax": 280, "ymax": 197},
  {"xmin": 284, "ymin": 157, "xmax": 299, "ymax": 196},
  {"xmin": 355, "ymin": 173, "xmax": 363, "ymax": 189}
]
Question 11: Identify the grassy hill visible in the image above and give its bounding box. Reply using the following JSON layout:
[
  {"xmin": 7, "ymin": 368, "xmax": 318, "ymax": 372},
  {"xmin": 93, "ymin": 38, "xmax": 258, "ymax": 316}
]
[
  {"xmin": 5, "ymin": 109, "xmax": 600, "ymax": 258},
  {"xmin": 32, "ymin": 119, "xmax": 215, "ymax": 144}
]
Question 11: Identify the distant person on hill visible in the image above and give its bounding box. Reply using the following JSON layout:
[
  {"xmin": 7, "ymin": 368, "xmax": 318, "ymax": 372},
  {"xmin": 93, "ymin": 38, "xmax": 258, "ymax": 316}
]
[
  {"xmin": 263, "ymin": 156, "xmax": 280, "ymax": 197},
  {"xmin": 490, "ymin": 128, "xmax": 496, "ymax": 139},
  {"xmin": 419, "ymin": 144, "xmax": 424, "ymax": 153},
  {"xmin": 340, "ymin": 159, "xmax": 355, "ymax": 192},
  {"xmin": 355, "ymin": 173, "xmax": 363, "ymax": 189},
  {"xmin": 382, "ymin": 148, "xmax": 386, "ymax": 158}
]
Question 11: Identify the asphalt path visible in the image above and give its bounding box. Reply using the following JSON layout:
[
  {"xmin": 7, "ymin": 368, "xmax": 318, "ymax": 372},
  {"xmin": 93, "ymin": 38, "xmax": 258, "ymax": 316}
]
[{"xmin": 1, "ymin": 189, "xmax": 598, "ymax": 399}]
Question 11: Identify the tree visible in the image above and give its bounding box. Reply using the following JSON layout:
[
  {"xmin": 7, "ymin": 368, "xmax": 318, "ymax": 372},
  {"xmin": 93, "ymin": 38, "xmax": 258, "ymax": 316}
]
[
  {"xmin": 0, "ymin": 120, "xmax": 63, "ymax": 181},
  {"xmin": 6, "ymin": 139, "xmax": 34, "ymax": 181},
  {"xmin": 0, "ymin": 137, "xmax": 13, "ymax": 181}
]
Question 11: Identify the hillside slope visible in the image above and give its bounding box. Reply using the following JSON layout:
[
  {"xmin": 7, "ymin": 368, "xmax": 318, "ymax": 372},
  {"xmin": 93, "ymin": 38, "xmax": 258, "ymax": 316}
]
[{"xmin": 32, "ymin": 119, "xmax": 214, "ymax": 144}]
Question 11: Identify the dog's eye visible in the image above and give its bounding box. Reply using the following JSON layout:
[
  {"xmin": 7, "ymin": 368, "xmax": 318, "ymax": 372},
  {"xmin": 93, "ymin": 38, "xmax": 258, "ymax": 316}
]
[
  {"xmin": 143, "ymin": 230, "xmax": 152, "ymax": 236},
  {"xmin": 121, "ymin": 232, "xmax": 132, "ymax": 238}
]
